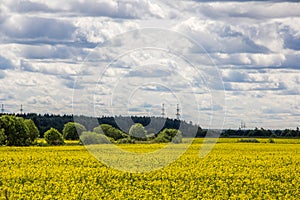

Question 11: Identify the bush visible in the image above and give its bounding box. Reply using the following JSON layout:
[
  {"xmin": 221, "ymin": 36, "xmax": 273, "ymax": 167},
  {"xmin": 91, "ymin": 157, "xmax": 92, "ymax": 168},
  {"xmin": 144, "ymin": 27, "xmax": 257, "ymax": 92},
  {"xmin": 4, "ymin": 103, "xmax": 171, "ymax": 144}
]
[
  {"xmin": 152, "ymin": 133, "xmax": 170, "ymax": 143},
  {"xmin": 0, "ymin": 128, "xmax": 6, "ymax": 145},
  {"xmin": 129, "ymin": 123, "xmax": 147, "ymax": 141},
  {"xmin": 238, "ymin": 138, "xmax": 259, "ymax": 143},
  {"xmin": 94, "ymin": 124, "xmax": 127, "ymax": 141},
  {"xmin": 24, "ymin": 119, "xmax": 40, "ymax": 143},
  {"xmin": 116, "ymin": 137, "xmax": 135, "ymax": 144},
  {"xmin": 44, "ymin": 128, "xmax": 64, "ymax": 145},
  {"xmin": 269, "ymin": 137, "xmax": 275, "ymax": 143},
  {"xmin": 63, "ymin": 122, "xmax": 86, "ymax": 140},
  {"xmin": 80, "ymin": 131, "xmax": 111, "ymax": 145}
]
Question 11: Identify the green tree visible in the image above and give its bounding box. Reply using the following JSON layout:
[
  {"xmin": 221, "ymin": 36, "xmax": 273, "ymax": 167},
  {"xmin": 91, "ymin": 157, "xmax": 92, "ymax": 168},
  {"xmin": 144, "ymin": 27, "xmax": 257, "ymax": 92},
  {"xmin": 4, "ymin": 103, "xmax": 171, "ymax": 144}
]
[
  {"xmin": 154, "ymin": 128, "xmax": 182, "ymax": 143},
  {"xmin": 80, "ymin": 131, "xmax": 111, "ymax": 145},
  {"xmin": 63, "ymin": 122, "xmax": 86, "ymax": 140},
  {"xmin": 0, "ymin": 128, "xmax": 6, "ymax": 145},
  {"xmin": 0, "ymin": 115, "xmax": 31, "ymax": 146},
  {"xmin": 24, "ymin": 119, "xmax": 40, "ymax": 143},
  {"xmin": 94, "ymin": 124, "xmax": 127, "ymax": 141},
  {"xmin": 44, "ymin": 128, "xmax": 64, "ymax": 145},
  {"xmin": 129, "ymin": 123, "xmax": 147, "ymax": 141}
]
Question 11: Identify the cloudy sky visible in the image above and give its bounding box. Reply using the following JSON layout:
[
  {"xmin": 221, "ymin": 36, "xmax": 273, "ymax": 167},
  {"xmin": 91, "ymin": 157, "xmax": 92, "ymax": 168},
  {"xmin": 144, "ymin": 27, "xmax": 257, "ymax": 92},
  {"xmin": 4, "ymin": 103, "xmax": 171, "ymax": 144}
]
[{"xmin": 0, "ymin": 0, "xmax": 299, "ymax": 129}]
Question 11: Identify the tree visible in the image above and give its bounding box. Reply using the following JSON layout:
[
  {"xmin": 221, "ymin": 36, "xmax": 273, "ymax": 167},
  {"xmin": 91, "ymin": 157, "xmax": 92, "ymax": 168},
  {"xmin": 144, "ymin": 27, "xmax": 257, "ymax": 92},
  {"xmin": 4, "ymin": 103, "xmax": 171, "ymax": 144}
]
[
  {"xmin": 80, "ymin": 131, "xmax": 111, "ymax": 145},
  {"xmin": 129, "ymin": 123, "xmax": 147, "ymax": 141},
  {"xmin": 44, "ymin": 128, "xmax": 64, "ymax": 145},
  {"xmin": 24, "ymin": 119, "xmax": 40, "ymax": 143},
  {"xmin": 154, "ymin": 128, "xmax": 183, "ymax": 143},
  {"xmin": 0, "ymin": 115, "xmax": 31, "ymax": 146},
  {"xmin": 63, "ymin": 122, "xmax": 86, "ymax": 140},
  {"xmin": 0, "ymin": 128, "xmax": 5, "ymax": 145},
  {"xmin": 94, "ymin": 124, "xmax": 127, "ymax": 141}
]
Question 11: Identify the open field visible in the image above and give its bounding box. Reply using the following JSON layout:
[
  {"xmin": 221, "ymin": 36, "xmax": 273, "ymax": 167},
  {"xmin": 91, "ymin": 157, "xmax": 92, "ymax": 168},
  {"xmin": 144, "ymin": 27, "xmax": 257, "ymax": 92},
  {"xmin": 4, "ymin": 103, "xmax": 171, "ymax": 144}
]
[{"xmin": 1, "ymin": 139, "xmax": 300, "ymax": 199}]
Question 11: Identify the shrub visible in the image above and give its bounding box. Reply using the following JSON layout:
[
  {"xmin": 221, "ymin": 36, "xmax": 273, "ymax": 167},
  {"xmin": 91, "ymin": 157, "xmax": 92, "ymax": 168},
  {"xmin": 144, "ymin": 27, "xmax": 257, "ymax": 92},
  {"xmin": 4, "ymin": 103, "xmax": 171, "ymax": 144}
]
[
  {"xmin": 116, "ymin": 137, "xmax": 135, "ymax": 144},
  {"xmin": 44, "ymin": 128, "xmax": 64, "ymax": 145},
  {"xmin": 238, "ymin": 138, "xmax": 259, "ymax": 143},
  {"xmin": 269, "ymin": 137, "xmax": 275, "ymax": 143},
  {"xmin": 0, "ymin": 128, "xmax": 6, "ymax": 145},
  {"xmin": 129, "ymin": 123, "xmax": 147, "ymax": 141},
  {"xmin": 80, "ymin": 131, "xmax": 111, "ymax": 145},
  {"xmin": 63, "ymin": 122, "xmax": 86, "ymax": 140}
]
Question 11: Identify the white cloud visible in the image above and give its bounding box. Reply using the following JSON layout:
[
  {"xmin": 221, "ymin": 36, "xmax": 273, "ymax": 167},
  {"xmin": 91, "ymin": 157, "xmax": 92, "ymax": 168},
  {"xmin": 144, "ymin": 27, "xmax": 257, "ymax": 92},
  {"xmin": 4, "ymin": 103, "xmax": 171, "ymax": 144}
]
[{"xmin": 0, "ymin": 0, "xmax": 299, "ymax": 128}]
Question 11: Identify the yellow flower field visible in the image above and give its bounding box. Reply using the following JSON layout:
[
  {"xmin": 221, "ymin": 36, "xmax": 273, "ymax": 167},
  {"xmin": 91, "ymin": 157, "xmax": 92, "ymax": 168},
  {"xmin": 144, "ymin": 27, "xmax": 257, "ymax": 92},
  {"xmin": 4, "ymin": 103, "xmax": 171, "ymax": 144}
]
[{"xmin": 1, "ymin": 139, "xmax": 300, "ymax": 199}]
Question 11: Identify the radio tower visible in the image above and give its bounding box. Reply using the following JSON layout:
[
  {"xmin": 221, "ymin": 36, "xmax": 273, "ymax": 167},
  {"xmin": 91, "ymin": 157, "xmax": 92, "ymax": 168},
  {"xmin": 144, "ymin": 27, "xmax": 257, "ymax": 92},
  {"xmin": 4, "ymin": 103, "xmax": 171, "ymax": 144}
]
[
  {"xmin": 1, "ymin": 104, "xmax": 4, "ymax": 113},
  {"xmin": 176, "ymin": 104, "xmax": 180, "ymax": 120},
  {"xmin": 20, "ymin": 104, "xmax": 23, "ymax": 115},
  {"xmin": 161, "ymin": 103, "xmax": 165, "ymax": 117}
]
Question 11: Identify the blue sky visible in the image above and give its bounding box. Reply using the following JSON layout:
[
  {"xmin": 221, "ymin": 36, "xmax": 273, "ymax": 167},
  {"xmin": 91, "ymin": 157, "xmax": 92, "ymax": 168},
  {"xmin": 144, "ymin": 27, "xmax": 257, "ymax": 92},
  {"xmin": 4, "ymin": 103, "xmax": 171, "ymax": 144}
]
[{"xmin": 0, "ymin": 0, "xmax": 299, "ymax": 129}]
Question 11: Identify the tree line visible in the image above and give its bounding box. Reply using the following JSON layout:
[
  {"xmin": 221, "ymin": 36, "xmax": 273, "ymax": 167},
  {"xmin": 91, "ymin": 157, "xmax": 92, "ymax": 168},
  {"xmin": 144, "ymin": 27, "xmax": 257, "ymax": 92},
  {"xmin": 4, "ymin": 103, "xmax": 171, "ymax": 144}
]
[{"xmin": 0, "ymin": 113, "xmax": 299, "ymax": 146}]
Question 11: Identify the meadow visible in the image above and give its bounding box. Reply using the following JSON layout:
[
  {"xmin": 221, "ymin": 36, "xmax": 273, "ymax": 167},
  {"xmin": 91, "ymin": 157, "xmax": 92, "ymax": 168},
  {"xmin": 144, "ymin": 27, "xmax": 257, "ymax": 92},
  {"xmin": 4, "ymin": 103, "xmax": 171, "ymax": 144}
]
[{"xmin": 0, "ymin": 138, "xmax": 300, "ymax": 199}]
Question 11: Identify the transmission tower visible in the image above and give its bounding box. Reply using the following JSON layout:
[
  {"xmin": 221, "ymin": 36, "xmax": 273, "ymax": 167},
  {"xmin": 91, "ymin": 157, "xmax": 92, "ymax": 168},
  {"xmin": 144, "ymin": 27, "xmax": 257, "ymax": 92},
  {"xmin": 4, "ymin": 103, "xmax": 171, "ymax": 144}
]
[
  {"xmin": 161, "ymin": 103, "xmax": 165, "ymax": 117},
  {"xmin": 240, "ymin": 120, "xmax": 246, "ymax": 130},
  {"xmin": 176, "ymin": 104, "xmax": 180, "ymax": 120},
  {"xmin": 20, "ymin": 104, "xmax": 23, "ymax": 114}
]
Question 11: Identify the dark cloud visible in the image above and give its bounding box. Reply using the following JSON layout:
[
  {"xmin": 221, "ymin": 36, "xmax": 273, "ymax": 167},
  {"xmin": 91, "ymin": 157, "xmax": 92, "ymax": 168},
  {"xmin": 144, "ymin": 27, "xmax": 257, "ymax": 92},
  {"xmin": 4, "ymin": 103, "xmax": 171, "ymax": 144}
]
[
  {"xmin": 0, "ymin": 16, "xmax": 75, "ymax": 41},
  {"xmin": 13, "ymin": 1, "xmax": 54, "ymax": 13}
]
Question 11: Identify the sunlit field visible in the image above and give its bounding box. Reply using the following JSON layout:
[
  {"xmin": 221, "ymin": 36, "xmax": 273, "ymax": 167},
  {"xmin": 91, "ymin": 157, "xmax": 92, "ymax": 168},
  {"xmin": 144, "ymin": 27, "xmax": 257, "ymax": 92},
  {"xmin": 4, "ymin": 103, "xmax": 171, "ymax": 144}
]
[{"xmin": 1, "ymin": 138, "xmax": 300, "ymax": 199}]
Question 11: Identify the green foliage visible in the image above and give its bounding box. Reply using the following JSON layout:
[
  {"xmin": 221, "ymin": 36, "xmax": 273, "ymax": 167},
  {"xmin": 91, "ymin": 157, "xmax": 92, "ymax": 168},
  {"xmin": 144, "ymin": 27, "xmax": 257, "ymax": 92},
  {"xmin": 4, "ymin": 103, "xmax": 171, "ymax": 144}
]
[
  {"xmin": 44, "ymin": 128, "xmax": 64, "ymax": 145},
  {"xmin": 116, "ymin": 137, "xmax": 135, "ymax": 144},
  {"xmin": 154, "ymin": 129, "xmax": 183, "ymax": 143},
  {"xmin": 24, "ymin": 119, "xmax": 40, "ymax": 143},
  {"xmin": 152, "ymin": 133, "xmax": 170, "ymax": 143},
  {"xmin": 63, "ymin": 122, "xmax": 86, "ymax": 140},
  {"xmin": 94, "ymin": 124, "xmax": 127, "ymax": 141},
  {"xmin": 0, "ymin": 128, "xmax": 6, "ymax": 145},
  {"xmin": 0, "ymin": 115, "xmax": 31, "ymax": 146},
  {"xmin": 238, "ymin": 138, "xmax": 259, "ymax": 143},
  {"xmin": 269, "ymin": 137, "xmax": 275, "ymax": 143},
  {"xmin": 129, "ymin": 123, "xmax": 147, "ymax": 141},
  {"xmin": 80, "ymin": 131, "xmax": 111, "ymax": 145}
]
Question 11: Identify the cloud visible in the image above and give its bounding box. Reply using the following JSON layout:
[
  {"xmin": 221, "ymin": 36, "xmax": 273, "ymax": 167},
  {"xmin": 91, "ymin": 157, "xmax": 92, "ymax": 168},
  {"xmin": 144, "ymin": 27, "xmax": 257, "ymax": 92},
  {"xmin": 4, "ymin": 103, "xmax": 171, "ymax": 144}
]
[
  {"xmin": 0, "ymin": 55, "xmax": 14, "ymax": 70},
  {"xmin": 0, "ymin": 15, "xmax": 75, "ymax": 41},
  {"xmin": 0, "ymin": 0, "xmax": 299, "ymax": 128},
  {"xmin": 222, "ymin": 70, "xmax": 251, "ymax": 82}
]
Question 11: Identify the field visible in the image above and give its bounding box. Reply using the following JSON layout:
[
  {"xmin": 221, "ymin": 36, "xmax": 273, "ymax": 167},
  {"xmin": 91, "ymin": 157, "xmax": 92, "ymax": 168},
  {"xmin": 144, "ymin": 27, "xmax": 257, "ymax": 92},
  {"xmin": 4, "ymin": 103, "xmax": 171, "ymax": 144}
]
[{"xmin": 1, "ymin": 138, "xmax": 300, "ymax": 199}]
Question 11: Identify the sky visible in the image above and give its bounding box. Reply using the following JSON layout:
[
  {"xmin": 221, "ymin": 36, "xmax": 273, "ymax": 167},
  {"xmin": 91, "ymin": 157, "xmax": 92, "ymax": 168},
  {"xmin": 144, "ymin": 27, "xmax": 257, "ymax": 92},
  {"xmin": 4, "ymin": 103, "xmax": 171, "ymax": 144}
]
[{"xmin": 0, "ymin": 0, "xmax": 299, "ymax": 129}]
